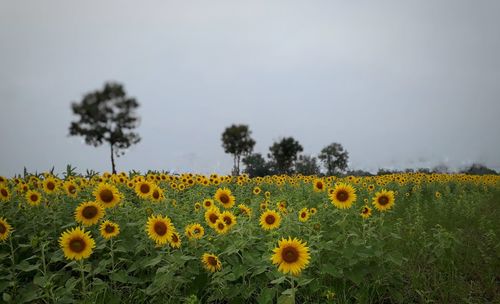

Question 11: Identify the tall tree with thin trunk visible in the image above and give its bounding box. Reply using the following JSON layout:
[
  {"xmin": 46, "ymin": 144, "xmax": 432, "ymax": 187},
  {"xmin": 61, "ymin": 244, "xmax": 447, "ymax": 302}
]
[
  {"xmin": 268, "ymin": 137, "xmax": 303, "ymax": 174},
  {"xmin": 221, "ymin": 124, "xmax": 256, "ymax": 175},
  {"xmin": 69, "ymin": 82, "xmax": 140, "ymax": 174},
  {"xmin": 318, "ymin": 143, "xmax": 348, "ymax": 176}
]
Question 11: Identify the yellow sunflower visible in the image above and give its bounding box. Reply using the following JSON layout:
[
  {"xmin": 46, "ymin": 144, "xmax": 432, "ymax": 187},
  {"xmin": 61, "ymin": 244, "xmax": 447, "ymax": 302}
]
[
  {"xmin": 135, "ymin": 180, "xmax": 154, "ymax": 199},
  {"xmin": 75, "ymin": 201, "xmax": 105, "ymax": 226},
  {"xmin": 99, "ymin": 220, "xmax": 120, "ymax": 239},
  {"xmin": 202, "ymin": 253, "xmax": 222, "ymax": 272},
  {"xmin": 238, "ymin": 204, "xmax": 252, "ymax": 217},
  {"xmin": 204, "ymin": 207, "xmax": 221, "ymax": 228},
  {"xmin": 59, "ymin": 227, "xmax": 95, "ymax": 260},
  {"xmin": 313, "ymin": 179, "xmax": 325, "ymax": 192},
  {"xmin": 298, "ymin": 208, "xmax": 310, "ymax": 222},
  {"xmin": 360, "ymin": 205, "xmax": 372, "ymax": 219},
  {"xmin": 271, "ymin": 237, "xmax": 310, "ymax": 275},
  {"xmin": 372, "ymin": 190, "xmax": 395, "ymax": 212},
  {"xmin": 0, "ymin": 186, "xmax": 10, "ymax": 202},
  {"xmin": 253, "ymin": 187, "xmax": 262, "ymax": 195},
  {"xmin": 0, "ymin": 217, "xmax": 13, "ymax": 241},
  {"xmin": 63, "ymin": 181, "xmax": 79, "ymax": 197},
  {"xmin": 185, "ymin": 223, "xmax": 205, "ymax": 240},
  {"xmin": 329, "ymin": 183, "xmax": 357, "ymax": 209},
  {"xmin": 146, "ymin": 215, "xmax": 174, "ymax": 245},
  {"xmin": 309, "ymin": 207, "xmax": 317, "ymax": 215},
  {"xmin": 169, "ymin": 231, "xmax": 182, "ymax": 248},
  {"xmin": 202, "ymin": 199, "xmax": 214, "ymax": 209},
  {"xmin": 150, "ymin": 185, "xmax": 164, "ymax": 203},
  {"xmin": 93, "ymin": 183, "xmax": 121, "ymax": 208},
  {"xmin": 43, "ymin": 177, "xmax": 58, "ymax": 194},
  {"xmin": 220, "ymin": 211, "xmax": 237, "ymax": 230},
  {"xmin": 26, "ymin": 190, "xmax": 42, "ymax": 206},
  {"xmin": 260, "ymin": 210, "xmax": 282, "ymax": 231},
  {"xmin": 214, "ymin": 219, "xmax": 229, "ymax": 234},
  {"xmin": 214, "ymin": 188, "xmax": 235, "ymax": 209}
]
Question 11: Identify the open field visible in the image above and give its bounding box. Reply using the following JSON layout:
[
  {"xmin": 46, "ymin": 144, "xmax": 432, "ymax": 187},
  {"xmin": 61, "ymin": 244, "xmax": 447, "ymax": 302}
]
[{"xmin": 0, "ymin": 172, "xmax": 499, "ymax": 303}]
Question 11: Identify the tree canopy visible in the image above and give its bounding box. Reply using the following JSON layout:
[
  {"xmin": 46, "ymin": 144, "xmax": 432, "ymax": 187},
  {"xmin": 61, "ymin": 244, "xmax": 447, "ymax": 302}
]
[{"xmin": 221, "ymin": 124, "xmax": 256, "ymax": 175}]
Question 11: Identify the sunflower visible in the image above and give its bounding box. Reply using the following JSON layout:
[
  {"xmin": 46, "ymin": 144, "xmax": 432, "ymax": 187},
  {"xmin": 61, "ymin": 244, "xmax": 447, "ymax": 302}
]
[
  {"xmin": 0, "ymin": 217, "xmax": 13, "ymax": 241},
  {"xmin": 63, "ymin": 181, "xmax": 79, "ymax": 197},
  {"xmin": 150, "ymin": 185, "xmax": 164, "ymax": 203},
  {"xmin": 277, "ymin": 201, "xmax": 287, "ymax": 213},
  {"xmin": 169, "ymin": 231, "xmax": 182, "ymax": 248},
  {"xmin": 75, "ymin": 201, "xmax": 105, "ymax": 226},
  {"xmin": 0, "ymin": 186, "xmax": 10, "ymax": 202},
  {"xmin": 214, "ymin": 188, "xmax": 235, "ymax": 209},
  {"xmin": 372, "ymin": 190, "xmax": 395, "ymax": 212},
  {"xmin": 135, "ymin": 180, "xmax": 154, "ymax": 199},
  {"xmin": 313, "ymin": 179, "xmax": 325, "ymax": 192},
  {"xmin": 202, "ymin": 199, "xmax": 214, "ymax": 209},
  {"xmin": 309, "ymin": 207, "xmax": 317, "ymax": 215},
  {"xmin": 146, "ymin": 215, "xmax": 174, "ymax": 245},
  {"xmin": 204, "ymin": 207, "xmax": 221, "ymax": 228},
  {"xmin": 264, "ymin": 191, "xmax": 271, "ymax": 198},
  {"xmin": 238, "ymin": 204, "xmax": 252, "ymax": 217},
  {"xmin": 186, "ymin": 223, "xmax": 205, "ymax": 239},
  {"xmin": 59, "ymin": 227, "xmax": 95, "ymax": 260},
  {"xmin": 93, "ymin": 183, "xmax": 121, "ymax": 208},
  {"xmin": 26, "ymin": 190, "xmax": 42, "ymax": 206},
  {"xmin": 298, "ymin": 208, "xmax": 310, "ymax": 222},
  {"xmin": 99, "ymin": 220, "xmax": 120, "ymax": 239},
  {"xmin": 220, "ymin": 211, "xmax": 237, "ymax": 230},
  {"xmin": 202, "ymin": 253, "xmax": 222, "ymax": 272},
  {"xmin": 271, "ymin": 237, "xmax": 310, "ymax": 275},
  {"xmin": 360, "ymin": 206, "xmax": 372, "ymax": 219},
  {"xmin": 329, "ymin": 183, "xmax": 357, "ymax": 209},
  {"xmin": 194, "ymin": 202, "xmax": 201, "ymax": 212},
  {"xmin": 214, "ymin": 219, "xmax": 229, "ymax": 234},
  {"xmin": 43, "ymin": 177, "xmax": 58, "ymax": 194},
  {"xmin": 260, "ymin": 210, "xmax": 281, "ymax": 231},
  {"xmin": 253, "ymin": 187, "xmax": 261, "ymax": 195}
]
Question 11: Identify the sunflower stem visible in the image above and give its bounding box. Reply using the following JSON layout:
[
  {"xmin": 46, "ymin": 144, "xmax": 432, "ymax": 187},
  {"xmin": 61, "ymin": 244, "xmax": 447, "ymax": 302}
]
[
  {"xmin": 9, "ymin": 236, "xmax": 17, "ymax": 297},
  {"xmin": 80, "ymin": 260, "xmax": 86, "ymax": 295},
  {"xmin": 110, "ymin": 238, "xmax": 115, "ymax": 272}
]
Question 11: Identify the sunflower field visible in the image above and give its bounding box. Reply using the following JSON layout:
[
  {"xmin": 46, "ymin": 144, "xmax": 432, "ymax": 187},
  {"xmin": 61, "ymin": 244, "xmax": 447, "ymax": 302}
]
[{"xmin": 0, "ymin": 172, "xmax": 499, "ymax": 303}]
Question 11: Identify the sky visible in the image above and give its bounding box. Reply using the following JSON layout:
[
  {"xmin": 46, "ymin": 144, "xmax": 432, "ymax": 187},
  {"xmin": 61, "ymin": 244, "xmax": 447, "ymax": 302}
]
[{"xmin": 1, "ymin": 0, "xmax": 499, "ymax": 177}]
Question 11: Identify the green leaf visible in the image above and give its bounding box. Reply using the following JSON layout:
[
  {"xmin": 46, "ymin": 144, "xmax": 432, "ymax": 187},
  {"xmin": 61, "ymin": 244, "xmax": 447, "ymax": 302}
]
[
  {"xmin": 15, "ymin": 261, "xmax": 40, "ymax": 272},
  {"xmin": 257, "ymin": 288, "xmax": 274, "ymax": 304},
  {"xmin": 270, "ymin": 276, "xmax": 287, "ymax": 284},
  {"xmin": 3, "ymin": 293, "xmax": 11, "ymax": 302},
  {"xmin": 277, "ymin": 294, "xmax": 295, "ymax": 304},
  {"xmin": 110, "ymin": 270, "xmax": 129, "ymax": 283}
]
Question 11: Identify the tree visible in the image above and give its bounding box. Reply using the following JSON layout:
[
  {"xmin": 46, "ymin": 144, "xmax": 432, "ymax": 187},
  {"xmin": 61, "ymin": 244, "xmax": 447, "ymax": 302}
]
[
  {"xmin": 295, "ymin": 155, "xmax": 320, "ymax": 175},
  {"xmin": 318, "ymin": 143, "xmax": 349, "ymax": 176},
  {"xmin": 69, "ymin": 82, "xmax": 140, "ymax": 174},
  {"xmin": 242, "ymin": 153, "xmax": 272, "ymax": 177},
  {"xmin": 221, "ymin": 124, "xmax": 256, "ymax": 175},
  {"xmin": 461, "ymin": 163, "xmax": 497, "ymax": 175},
  {"xmin": 268, "ymin": 137, "xmax": 303, "ymax": 174}
]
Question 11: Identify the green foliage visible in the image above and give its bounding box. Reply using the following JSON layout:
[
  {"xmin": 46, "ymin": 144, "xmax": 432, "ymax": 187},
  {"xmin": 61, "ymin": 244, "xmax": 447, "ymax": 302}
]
[
  {"xmin": 242, "ymin": 153, "xmax": 272, "ymax": 177},
  {"xmin": 69, "ymin": 82, "xmax": 141, "ymax": 173},
  {"xmin": 295, "ymin": 155, "xmax": 320, "ymax": 176},
  {"xmin": 221, "ymin": 124, "xmax": 256, "ymax": 176},
  {"xmin": 318, "ymin": 143, "xmax": 348, "ymax": 175},
  {"xmin": 268, "ymin": 137, "xmax": 303, "ymax": 174}
]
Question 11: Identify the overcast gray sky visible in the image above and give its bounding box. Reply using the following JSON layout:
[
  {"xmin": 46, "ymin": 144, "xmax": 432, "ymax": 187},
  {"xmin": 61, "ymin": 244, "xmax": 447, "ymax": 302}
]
[{"xmin": 1, "ymin": 0, "xmax": 499, "ymax": 176}]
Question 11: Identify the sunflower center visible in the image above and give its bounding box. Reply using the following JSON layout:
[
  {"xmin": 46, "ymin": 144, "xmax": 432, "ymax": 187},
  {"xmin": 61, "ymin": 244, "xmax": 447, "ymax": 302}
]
[
  {"xmin": 105, "ymin": 225, "xmax": 115, "ymax": 233},
  {"xmin": 336, "ymin": 190, "xmax": 349, "ymax": 202},
  {"xmin": 47, "ymin": 182, "xmax": 55, "ymax": 190},
  {"xmin": 265, "ymin": 215, "xmax": 276, "ymax": 225},
  {"xmin": 223, "ymin": 216, "xmax": 232, "ymax": 226},
  {"xmin": 140, "ymin": 184, "xmax": 150, "ymax": 194},
  {"xmin": 82, "ymin": 205, "xmax": 98, "ymax": 219},
  {"xmin": 207, "ymin": 256, "xmax": 217, "ymax": 266},
  {"xmin": 217, "ymin": 222, "xmax": 225, "ymax": 230},
  {"xmin": 378, "ymin": 196, "xmax": 389, "ymax": 206},
  {"xmin": 209, "ymin": 213, "xmax": 218, "ymax": 224},
  {"xmin": 316, "ymin": 182, "xmax": 323, "ymax": 189},
  {"xmin": 362, "ymin": 208, "xmax": 369, "ymax": 214},
  {"xmin": 30, "ymin": 194, "xmax": 38, "ymax": 202},
  {"xmin": 1, "ymin": 189, "xmax": 8, "ymax": 197},
  {"xmin": 204, "ymin": 201, "xmax": 211, "ymax": 207},
  {"xmin": 0, "ymin": 223, "xmax": 6, "ymax": 234},
  {"xmin": 171, "ymin": 233, "xmax": 179, "ymax": 242},
  {"xmin": 219, "ymin": 194, "xmax": 230, "ymax": 204},
  {"xmin": 301, "ymin": 212, "xmax": 307, "ymax": 218},
  {"xmin": 100, "ymin": 189, "xmax": 114, "ymax": 203},
  {"xmin": 68, "ymin": 185, "xmax": 76, "ymax": 194},
  {"xmin": 281, "ymin": 246, "xmax": 299, "ymax": 263},
  {"xmin": 69, "ymin": 238, "xmax": 86, "ymax": 253},
  {"xmin": 194, "ymin": 228, "xmax": 200, "ymax": 234},
  {"xmin": 152, "ymin": 190, "xmax": 160, "ymax": 199},
  {"xmin": 154, "ymin": 222, "xmax": 168, "ymax": 236}
]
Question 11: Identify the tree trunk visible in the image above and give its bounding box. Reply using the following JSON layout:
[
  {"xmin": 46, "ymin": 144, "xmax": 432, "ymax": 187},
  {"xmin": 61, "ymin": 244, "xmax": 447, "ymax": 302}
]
[
  {"xmin": 232, "ymin": 154, "xmax": 239, "ymax": 176},
  {"xmin": 110, "ymin": 144, "xmax": 116, "ymax": 174}
]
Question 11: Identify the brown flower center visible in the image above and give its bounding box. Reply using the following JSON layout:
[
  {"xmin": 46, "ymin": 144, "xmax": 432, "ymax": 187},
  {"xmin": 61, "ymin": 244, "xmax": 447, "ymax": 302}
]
[
  {"xmin": 301, "ymin": 212, "xmax": 307, "ymax": 218},
  {"xmin": 223, "ymin": 216, "xmax": 232, "ymax": 226},
  {"xmin": 219, "ymin": 193, "xmax": 230, "ymax": 204},
  {"xmin": 265, "ymin": 214, "xmax": 276, "ymax": 225},
  {"xmin": 152, "ymin": 190, "xmax": 160, "ymax": 199},
  {"xmin": 171, "ymin": 233, "xmax": 179, "ymax": 242},
  {"xmin": 30, "ymin": 194, "xmax": 38, "ymax": 202},
  {"xmin": 204, "ymin": 201, "xmax": 211, "ymax": 207},
  {"xmin": 316, "ymin": 182, "xmax": 323, "ymax": 189},
  {"xmin": 105, "ymin": 225, "xmax": 115, "ymax": 233},
  {"xmin": 336, "ymin": 190, "xmax": 349, "ymax": 202},
  {"xmin": 82, "ymin": 205, "xmax": 98, "ymax": 219},
  {"xmin": 281, "ymin": 246, "xmax": 299, "ymax": 263},
  {"xmin": 207, "ymin": 256, "xmax": 217, "ymax": 266},
  {"xmin": 194, "ymin": 228, "xmax": 200, "ymax": 234},
  {"xmin": 154, "ymin": 221, "xmax": 168, "ymax": 236},
  {"xmin": 362, "ymin": 208, "xmax": 369, "ymax": 214},
  {"xmin": 47, "ymin": 182, "xmax": 55, "ymax": 190},
  {"xmin": 68, "ymin": 185, "xmax": 76, "ymax": 194},
  {"xmin": 140, "ymin": 183, "xmax": 150, "ymax": 194},
  {"xmin": 99, "ymin": 189, "xmax": 114, "ymax": 203},
  {"xmin": 209, "ymin": 213, "xmax": 218, "ymax": 224},
  {"xmin": 1, "ymin": 189, "xmax": 8, "ymax": 197},
  {"xmin": 378, "ymin": 196, "xmax": 389, "ymax": 206},
  {"xmin": 0, "ymin": 223, "xmax": 6, "ymax": 234},
  {"xmin": 217, "ymin": 222, "xmax": 225, "ymax": 230},
  {"xmin": 69, "ymin": 237, "xmax": 86, "ymax": 253}
]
